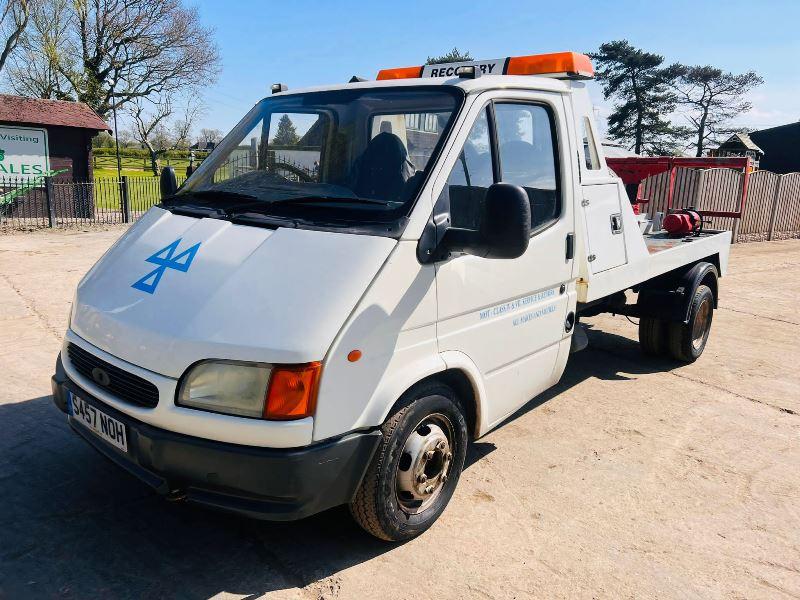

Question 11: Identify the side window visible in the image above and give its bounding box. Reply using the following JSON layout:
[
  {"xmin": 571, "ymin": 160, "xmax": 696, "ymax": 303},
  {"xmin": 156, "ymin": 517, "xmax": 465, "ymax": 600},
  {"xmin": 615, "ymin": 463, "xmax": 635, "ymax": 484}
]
[
  {"xmin": 581, "ymin": 116, "xmax": 601, "ymax": 170},
  {"xmin": 495, "ymin": 103, "xmax": 560, "ymax": 231},
  {"xmin": 439, "ymin": 108, "xmax": 494, "ymax": 230}
]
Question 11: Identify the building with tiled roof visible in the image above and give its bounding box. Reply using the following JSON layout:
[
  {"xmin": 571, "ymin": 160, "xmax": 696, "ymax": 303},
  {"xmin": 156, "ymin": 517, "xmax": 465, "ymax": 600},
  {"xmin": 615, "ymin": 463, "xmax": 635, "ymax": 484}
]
[{"xmin": 0, "ymin": 94, "xmax": 110, "ymax": 182}]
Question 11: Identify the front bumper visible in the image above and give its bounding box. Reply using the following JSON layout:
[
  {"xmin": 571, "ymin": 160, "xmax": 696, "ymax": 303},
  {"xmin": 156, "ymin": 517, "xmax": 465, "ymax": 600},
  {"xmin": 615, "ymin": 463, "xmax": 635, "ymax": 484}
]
[{"xmin": 52, "ymin": 355, "xmax": 381, "ymax": 521}]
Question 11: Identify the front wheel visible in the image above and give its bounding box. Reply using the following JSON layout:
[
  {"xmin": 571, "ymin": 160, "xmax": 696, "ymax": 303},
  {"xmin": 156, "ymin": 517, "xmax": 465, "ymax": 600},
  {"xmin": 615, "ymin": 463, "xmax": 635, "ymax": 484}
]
[{"xmin": 349, "ymin": 382, "xmax": 468, "ymax": 541}]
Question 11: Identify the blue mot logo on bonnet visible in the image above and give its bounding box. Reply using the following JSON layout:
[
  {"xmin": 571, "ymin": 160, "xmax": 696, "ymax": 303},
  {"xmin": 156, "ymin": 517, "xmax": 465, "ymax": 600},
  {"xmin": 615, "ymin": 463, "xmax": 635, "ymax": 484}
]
[{"xmin": 132, "ymin": 238, "xmax": 201, "ymax": 294}]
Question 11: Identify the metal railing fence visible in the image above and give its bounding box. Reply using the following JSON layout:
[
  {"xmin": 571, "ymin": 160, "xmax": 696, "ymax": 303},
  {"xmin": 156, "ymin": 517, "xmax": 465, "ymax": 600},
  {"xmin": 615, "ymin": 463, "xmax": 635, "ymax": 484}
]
[
  {"xmin": 0, "ymin": 176, "xmax": 186, "ymax": 231},
  {"xmin": 3, "ymin": 167, "xmax": 799, "ymax": 240}
]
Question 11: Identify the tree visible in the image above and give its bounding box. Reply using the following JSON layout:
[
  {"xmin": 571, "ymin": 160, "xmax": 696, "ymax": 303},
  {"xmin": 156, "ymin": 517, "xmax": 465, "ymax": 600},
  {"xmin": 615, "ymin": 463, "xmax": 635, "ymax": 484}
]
[
  {"xmin": 199, "ymin": 128, "xmax": 223, "ymax": 145},
  {"xmin": 426, "ymin": 48, "xmax": 472, "ymax": 65},
  {"xmin": 9, "ymin": 0, "xmax": 220, "ymax": 118},
  {"xmin": 272, "ymin": 114, "xmax": 299, "ymax": 146},
  {"xmin": 589, "ymin": 40, "xmax": 684, "ymax": 155},
  {"xmin": 92, "ymin": 130, "xmax": 115, "ymax": 148},
  {"xmin": 128, "ymin": 96, "xmax": 203, "ymax": 175},
  {"xmin": 0, "ymin": 0, "xmax": 29, "ymax": 73},
  {"xmin": 171, "ymin": 98, "xmax": 204, "ymax": 150},
  {"xmin": 6, "ymin": 0, "xmax": 73, "ymax": 99},
  {"xmin": 672, "ymin": 66, "xmax": 763, "ymax": 156}
]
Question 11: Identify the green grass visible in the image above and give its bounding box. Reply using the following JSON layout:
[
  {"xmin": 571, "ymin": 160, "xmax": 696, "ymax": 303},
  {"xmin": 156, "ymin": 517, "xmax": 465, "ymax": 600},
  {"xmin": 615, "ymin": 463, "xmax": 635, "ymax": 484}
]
[
  {"xmin": 92, "ymin": 166, "xmax": 192, "ymax": 211},
  {"xmin": 93, "ymin": 168, "xmax": 156, "ymax": 178},
  {"xmin": 93, "ymin": 155, "xmax": 200, "ymax": 177},
  {"xmin": 91, "ymin": 173, "xmax": 188, "ymax": 211}
]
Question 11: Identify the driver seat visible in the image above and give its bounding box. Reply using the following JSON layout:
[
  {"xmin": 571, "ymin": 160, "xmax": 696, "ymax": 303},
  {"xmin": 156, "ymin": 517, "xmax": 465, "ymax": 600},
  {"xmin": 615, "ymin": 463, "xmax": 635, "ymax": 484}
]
[{"xmin": 353, "ymin": 132, "xmax": 414, "ymax": 201}]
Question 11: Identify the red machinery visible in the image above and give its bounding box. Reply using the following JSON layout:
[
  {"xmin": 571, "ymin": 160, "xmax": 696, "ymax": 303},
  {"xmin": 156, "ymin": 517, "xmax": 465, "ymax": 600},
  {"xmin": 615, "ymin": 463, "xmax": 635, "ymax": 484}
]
[
  {"xmin": 605, "ymin": 156, "xmax": 752, "ymax": 220},
  {"xmin": 663, "ymin": 209, "xmax": 703, "ymax": 236}
]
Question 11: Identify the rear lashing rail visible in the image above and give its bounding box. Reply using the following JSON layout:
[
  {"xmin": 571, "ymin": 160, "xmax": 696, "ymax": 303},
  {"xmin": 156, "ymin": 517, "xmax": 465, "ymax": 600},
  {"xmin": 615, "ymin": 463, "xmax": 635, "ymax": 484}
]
[{"xmin": 606, "ymin": 156, "xmax": 752, "ymax": 223}]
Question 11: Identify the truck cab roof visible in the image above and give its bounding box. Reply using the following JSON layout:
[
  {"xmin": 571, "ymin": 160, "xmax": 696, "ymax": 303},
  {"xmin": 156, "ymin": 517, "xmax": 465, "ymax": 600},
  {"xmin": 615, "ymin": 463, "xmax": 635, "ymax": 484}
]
[
  {"xmin": 266, "ymin": 50, "xmax": 593, "ymax": 101},
  {"xmin": 267, "ymin": 74, "xmax": 573, "ymax": 101}
]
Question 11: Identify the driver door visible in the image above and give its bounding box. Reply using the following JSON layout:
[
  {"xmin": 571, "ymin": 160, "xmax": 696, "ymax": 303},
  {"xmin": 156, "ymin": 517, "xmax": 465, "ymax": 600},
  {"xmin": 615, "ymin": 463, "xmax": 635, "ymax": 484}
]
[{"xmin": 435, "ymin": 93, "xmax": 576, "ymax": 430}]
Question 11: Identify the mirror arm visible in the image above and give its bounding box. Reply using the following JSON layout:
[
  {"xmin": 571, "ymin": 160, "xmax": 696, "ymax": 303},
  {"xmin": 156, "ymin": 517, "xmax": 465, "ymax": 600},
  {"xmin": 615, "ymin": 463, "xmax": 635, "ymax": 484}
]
[
  {"xmin": 442, "ymin": 227, "xmax": 486, "ymax": 255},
  {"xmin": 418, "ymin": 225, "xmax": 486, "ymax": 264}
]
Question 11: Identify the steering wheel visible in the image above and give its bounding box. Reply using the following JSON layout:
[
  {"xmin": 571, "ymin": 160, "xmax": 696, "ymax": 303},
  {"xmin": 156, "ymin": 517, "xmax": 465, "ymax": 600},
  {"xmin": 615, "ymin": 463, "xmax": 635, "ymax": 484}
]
[{"xmin": 273, "ymin": 161, "xmax": 315, "ymax": 183}]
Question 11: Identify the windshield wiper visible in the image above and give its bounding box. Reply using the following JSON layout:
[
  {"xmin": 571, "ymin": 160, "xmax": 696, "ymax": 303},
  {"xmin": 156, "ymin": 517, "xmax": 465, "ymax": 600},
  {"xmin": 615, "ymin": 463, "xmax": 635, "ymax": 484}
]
[
  {"xmin": 229, "ymin": 212, "xmax": 298, "ymax": 228},
  {"xmin": 271, "ymin": 195, "xmax": 388, "ymax": 206},
  {"xmin": 184, "ymin": 190, "xmax": 258, "ymax": 201},
  {"xmin": 166, "ymin": 204, "xmax": 227, "ymax": 218}
]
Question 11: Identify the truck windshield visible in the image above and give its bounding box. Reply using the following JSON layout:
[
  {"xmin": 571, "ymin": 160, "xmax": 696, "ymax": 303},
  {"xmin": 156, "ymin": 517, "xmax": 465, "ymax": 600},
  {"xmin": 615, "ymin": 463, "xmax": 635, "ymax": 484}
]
[{"xmin": 175, "ymin": 86, "xmax": 463, "ymax": 233}]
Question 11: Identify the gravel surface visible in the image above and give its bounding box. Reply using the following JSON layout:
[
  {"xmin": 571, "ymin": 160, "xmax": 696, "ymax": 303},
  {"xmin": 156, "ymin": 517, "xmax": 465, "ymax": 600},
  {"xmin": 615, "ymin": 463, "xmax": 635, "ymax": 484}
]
[{"xmin": 1, "ymin": 230, "xmax": 798, "ymax": 599}]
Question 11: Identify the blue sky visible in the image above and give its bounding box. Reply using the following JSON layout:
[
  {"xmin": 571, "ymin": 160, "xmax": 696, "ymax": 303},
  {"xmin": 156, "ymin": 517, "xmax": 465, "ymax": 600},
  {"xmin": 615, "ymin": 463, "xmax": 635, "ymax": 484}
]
[{"xmin": 192, "ymin": 0, "xmax": 800, "ymax": 136}]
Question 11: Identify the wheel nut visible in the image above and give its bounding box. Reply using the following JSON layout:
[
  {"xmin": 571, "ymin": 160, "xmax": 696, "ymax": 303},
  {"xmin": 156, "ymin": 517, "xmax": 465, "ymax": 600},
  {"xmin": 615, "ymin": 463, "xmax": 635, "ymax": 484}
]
[
  {"xmin": 425, "ymin": 450, "xmax": 435, "ymax": 460},
  {"xmin": 417, "ymin": 474, "xmax": 428, "ymax": 483},
  {"xmin": 437, "ymin": 441, "xmax": 446, "ymax": 450},
  {"xmin": 441, "ymin": 474, "xmax": 448, "ymax": 483},
  {"xmin": 446, "ymin": 453, "xmax": 452, "ymax": 461},
  {"xmin": 424, "ymin": 485, "xmax": 434, "ymax": 494}
]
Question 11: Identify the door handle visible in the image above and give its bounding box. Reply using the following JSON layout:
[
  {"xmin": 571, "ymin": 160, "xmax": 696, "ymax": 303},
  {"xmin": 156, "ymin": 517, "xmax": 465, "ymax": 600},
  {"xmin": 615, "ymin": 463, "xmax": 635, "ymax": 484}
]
[
  {"xmin": 565, "ymin": 233, "xmax": 574, "ymax": 260},
  {"xmin": 610, "ymin": 213, "xmax": 623, "ymax": 234}
]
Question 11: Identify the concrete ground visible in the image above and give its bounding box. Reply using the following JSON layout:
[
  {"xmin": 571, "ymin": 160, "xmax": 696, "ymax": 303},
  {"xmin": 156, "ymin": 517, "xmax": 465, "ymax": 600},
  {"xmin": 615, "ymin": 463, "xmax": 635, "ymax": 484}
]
[{"xmin": 1, "ymin": 228, "xmax": 798, "ymax": 600}]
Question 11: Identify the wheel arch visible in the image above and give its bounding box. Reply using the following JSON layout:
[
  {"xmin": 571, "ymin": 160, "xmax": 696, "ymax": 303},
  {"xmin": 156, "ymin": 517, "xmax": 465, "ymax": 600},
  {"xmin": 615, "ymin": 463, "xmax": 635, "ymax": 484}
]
[
  {"xmin": 436, "ymin": 351, "xmax": 488, "ymax": 439},
  {"xmin": 681, "ymin": 261, "xmax": 719, "ymax": 314},
  {"xmin": 637, "ymin": 259, "xmax": 719, "ymax": 324},
  {"xmin": 697, "ymin": 262, "xmax": 719, "ymax": 309},
  {"xmin": 376, "ymin": 352, "xmax": 487, "ymax": 440}
]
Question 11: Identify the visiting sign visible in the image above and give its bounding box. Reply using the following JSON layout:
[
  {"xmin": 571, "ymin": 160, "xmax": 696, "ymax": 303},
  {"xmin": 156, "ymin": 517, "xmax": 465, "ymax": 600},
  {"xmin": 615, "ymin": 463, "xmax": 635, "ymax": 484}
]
[{"xmin": 0, "ymin": 125, "xmax": 50, "ymax": 181}]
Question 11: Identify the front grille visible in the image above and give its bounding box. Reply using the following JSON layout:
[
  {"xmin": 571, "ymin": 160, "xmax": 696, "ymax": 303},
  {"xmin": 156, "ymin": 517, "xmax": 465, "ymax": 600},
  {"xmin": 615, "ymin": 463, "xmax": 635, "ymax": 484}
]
[{"xmin": 67, "ymin": 342, "xmax": 159, "ymax": 408}]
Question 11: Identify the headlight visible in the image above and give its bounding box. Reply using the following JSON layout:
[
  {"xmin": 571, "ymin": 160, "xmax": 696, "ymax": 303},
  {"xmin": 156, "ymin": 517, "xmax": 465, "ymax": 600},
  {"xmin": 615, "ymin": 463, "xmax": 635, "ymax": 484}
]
[
  {"xmin": 177, "ymin": 360, "xmax": 321, "ymax": 420},
  {"xmin": 178, "ymin": 361, "xmax": 271, "ymax": 418}
]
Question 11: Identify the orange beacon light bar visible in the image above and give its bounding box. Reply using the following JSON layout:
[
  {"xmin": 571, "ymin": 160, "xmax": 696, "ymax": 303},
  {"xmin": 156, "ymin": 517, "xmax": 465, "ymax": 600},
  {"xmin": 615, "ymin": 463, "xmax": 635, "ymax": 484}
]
[{"xmin": 377, "ymin": 51, "xmax": 594, "ymax": 81}]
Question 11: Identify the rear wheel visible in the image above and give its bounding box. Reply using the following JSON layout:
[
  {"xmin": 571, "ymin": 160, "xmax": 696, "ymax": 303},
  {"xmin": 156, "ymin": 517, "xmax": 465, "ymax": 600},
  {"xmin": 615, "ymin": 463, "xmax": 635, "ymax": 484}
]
[
  {"xmin": 639, "ymin": 316, "xmax": 668, "ymax": 356},
  {"xmin": 349, "ymin": 382, "xmax": 468, "ymax": 541},
  {"xmin": 667, "ymin": 284, "xmax": 714, "ymax": 362}
]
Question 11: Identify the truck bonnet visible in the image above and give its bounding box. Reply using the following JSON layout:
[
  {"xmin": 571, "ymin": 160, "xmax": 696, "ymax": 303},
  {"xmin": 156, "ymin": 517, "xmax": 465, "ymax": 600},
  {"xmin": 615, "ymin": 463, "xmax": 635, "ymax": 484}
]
[{"xmin": 70, "ymin": 207, "xmax": 396, "ymax": 378}]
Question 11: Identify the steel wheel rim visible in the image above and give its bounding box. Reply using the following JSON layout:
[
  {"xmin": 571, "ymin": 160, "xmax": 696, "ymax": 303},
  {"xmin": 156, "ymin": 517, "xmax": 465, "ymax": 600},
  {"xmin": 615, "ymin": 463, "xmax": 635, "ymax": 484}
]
[
  {"xmin": 394, "ymin": 413, "xmax": 455, "ymax": 515},
  {"xmin": 692, "ymin": 298, "xmax": 712, "ymax": 350}
]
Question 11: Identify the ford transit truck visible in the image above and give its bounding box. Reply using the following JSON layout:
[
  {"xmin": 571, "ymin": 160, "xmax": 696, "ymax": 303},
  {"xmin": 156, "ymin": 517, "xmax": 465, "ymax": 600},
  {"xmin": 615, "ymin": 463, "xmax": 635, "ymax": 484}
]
[{"xmin": 52, "ymin": 52, "xmax": 733, "ymax": 541}]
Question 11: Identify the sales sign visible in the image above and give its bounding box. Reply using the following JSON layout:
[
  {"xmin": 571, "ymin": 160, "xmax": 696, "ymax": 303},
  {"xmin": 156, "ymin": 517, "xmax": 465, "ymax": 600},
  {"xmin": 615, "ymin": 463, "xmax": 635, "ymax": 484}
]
[{"xmin": 0, "ymin": 125, "xmax": 50, "ymax": 181}]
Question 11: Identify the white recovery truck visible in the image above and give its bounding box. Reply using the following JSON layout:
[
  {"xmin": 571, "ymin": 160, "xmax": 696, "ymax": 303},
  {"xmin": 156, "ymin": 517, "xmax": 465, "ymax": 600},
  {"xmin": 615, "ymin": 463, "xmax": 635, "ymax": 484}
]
[{"xmin": 52, "ymin": 51, "xmax": 733, "ymax": 541}]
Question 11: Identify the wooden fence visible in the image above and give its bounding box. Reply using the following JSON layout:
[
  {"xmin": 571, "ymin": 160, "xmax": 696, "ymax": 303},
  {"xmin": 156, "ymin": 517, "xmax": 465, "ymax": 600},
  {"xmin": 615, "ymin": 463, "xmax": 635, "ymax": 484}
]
[{"xmin": 639, "ymin": 169, "xmax": 800, "ymax": 242}]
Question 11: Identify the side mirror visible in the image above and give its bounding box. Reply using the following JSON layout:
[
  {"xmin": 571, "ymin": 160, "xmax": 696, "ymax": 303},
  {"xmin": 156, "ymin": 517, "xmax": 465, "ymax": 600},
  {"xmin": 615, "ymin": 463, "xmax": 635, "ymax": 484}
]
[
  {"xmin": 480, "ymin": 182, "xmax": 532, "ymax": 258},
  {"xmin": 160, "ymin": 166, "xmax": 178, "ymax": 199},
  {"xmin": 442, "ymin": 183, "xmax": 531, "ymax": 259}
]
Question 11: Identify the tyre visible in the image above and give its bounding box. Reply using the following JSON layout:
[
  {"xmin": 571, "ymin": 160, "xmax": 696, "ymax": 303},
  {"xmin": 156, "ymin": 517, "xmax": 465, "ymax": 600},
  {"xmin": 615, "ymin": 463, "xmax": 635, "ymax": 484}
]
[
  {"xmin": 639, "ymin": 316, "xmax": 668, "ymax": 356},
  {"xmin": 667, "ymin": 284, "xmax": 714, "ymax": 362},
  {"xmin": 349, "ymin": 382, "xmax": 468, "ymax": 541}
]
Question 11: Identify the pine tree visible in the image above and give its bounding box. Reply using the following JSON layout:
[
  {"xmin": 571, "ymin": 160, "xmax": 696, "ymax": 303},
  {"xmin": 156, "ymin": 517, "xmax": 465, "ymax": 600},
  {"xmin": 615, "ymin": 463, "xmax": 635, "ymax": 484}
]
[
  {"xmin": 426, "ymin": 48, "xmax": 472, "ymax": 65},
  {"xmin": 673, "ymin": 66, "xmax": 763, "ymax": 156},
  {"xmin": 272, "ymin": 114, "xmax": 299, "ymax": 146},
  {"xmin": 590, "ymin": 40, "xmax": 684, "ymax": 155}
]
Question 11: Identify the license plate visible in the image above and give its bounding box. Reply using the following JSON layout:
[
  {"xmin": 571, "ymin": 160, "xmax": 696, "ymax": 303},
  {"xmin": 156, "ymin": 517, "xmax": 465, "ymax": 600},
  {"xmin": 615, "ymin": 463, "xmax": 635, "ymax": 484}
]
[{"xmin": 69, "ymin": 392, "xmax": 128, "ymax": 453}]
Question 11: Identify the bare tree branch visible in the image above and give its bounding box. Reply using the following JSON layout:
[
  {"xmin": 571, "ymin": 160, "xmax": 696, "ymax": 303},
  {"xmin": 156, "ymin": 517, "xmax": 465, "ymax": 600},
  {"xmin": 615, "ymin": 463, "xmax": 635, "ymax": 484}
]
[
  {"xmin": 0, "ymin": 0, "xmax": 29, "ymax": 73},
  {"xmin": 128, "ymin": 96, "xmax": 174, "ymax": 175},
  {"xmin": 11, "ymin": 0, "xmax": 220, "ymax": 117},
  {"xmin": 127, "ymin": 93, "xmax": 202, "ymax": 173},
  {"xmin": 6, "ymin": 0, "xmax": 74, "ymax": 98}
]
